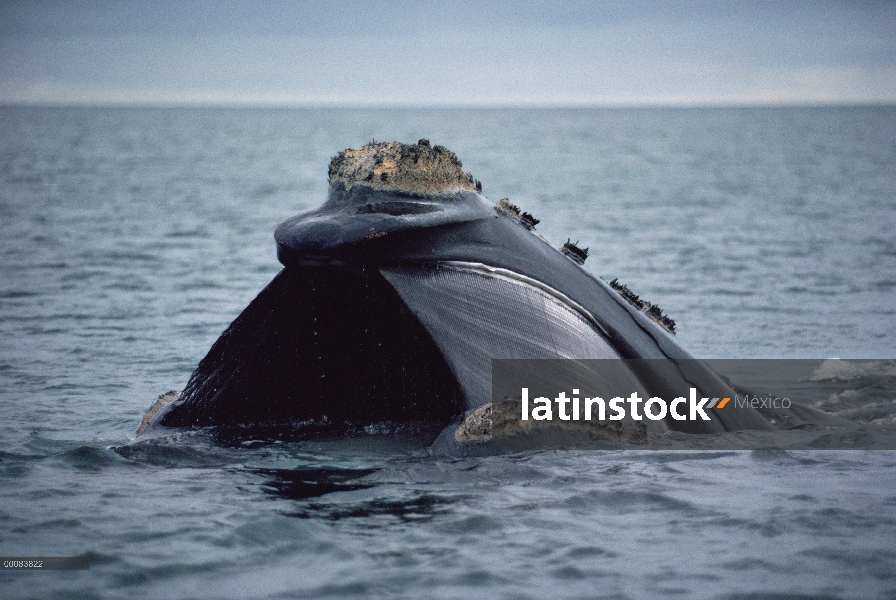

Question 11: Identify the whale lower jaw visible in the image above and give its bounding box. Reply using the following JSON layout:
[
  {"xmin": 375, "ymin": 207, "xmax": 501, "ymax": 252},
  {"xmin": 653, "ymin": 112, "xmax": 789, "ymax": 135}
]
[
  {"xmin": 141, "ymin": 259, "xmax": 769, "ymax": 441},
  {"xmin": 141, "ymin": 259, "xmax": 623, "ymax": 437}
]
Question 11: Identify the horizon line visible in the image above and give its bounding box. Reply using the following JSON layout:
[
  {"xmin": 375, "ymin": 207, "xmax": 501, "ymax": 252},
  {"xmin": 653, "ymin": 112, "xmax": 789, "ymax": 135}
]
[{"xmin": 3, "ymin": 99, "xmax": 895, "ymax": 110}]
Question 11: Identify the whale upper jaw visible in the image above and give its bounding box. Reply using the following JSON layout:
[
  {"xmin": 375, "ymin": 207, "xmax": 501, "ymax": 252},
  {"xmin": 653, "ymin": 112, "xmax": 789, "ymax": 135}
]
[
  {"xmin": 277, "ymin": 139, "xmax": 493, "ymax": 259},
  {"xmin": 275, "ymin": 182, "xmax": 494, "ymax": 260}
]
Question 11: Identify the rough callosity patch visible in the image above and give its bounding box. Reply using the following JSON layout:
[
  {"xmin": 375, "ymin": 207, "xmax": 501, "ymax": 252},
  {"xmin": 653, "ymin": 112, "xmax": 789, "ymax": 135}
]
[
  {"xmin": 328, "ymin": 140, "xmax": 478, "ymax": 195},
  {"xmin": 454, "ymin": 399, "xmax": 650, "ymax": 446},
  {"xmin": 495, "ymin": 198, "xmax": 540, "ymax": 230},
  {"xmin": 561, "ymin": 239, "xmax": 589, "ymax": 265},
  {"xmin": 608, "ymin": 278, "xmax": 677, "ymax": 335},
  {"xmin": 137, "ymin": 390, "xmax": 180, "ymax": 435},
  {"xmin": 454, "ymin": 403, "xmax": 493, "ymax": 443}
]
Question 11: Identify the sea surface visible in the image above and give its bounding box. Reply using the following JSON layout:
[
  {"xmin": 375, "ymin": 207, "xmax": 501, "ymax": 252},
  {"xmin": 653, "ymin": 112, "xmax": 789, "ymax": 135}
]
[{"xmin": 1, "ymin": 106, "xmax": 895, "ymax": 599}]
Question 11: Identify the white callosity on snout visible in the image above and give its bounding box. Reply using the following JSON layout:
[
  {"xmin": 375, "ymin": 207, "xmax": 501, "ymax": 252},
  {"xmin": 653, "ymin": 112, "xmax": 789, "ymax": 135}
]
[{"xmin": 328, "ymin": 140, "xmax": 478, "ymax": 195}]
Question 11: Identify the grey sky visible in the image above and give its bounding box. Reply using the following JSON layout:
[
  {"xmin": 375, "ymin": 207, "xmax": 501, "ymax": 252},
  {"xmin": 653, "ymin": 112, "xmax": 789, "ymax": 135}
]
[{"xmin": 1, "ymin": 0, "xmax": 894, "ymax": 106}]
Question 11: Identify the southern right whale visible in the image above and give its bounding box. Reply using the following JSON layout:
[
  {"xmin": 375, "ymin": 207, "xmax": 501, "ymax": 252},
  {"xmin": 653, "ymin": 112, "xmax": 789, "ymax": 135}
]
[{"xmin": 139, "ymin": 140, "xmax": 773, "ymax": 444}]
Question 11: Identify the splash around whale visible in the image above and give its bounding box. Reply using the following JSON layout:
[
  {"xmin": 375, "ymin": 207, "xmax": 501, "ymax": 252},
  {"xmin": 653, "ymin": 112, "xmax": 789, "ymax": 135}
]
[{"xmin": 138, "ymin": 140, "xmax": 774, "ymax": 450}]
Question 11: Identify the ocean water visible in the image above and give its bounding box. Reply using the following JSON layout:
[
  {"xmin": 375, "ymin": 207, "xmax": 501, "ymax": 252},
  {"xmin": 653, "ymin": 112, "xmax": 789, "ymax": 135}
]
[{"xmin": 1, "ymin": 106, "xmax": 895, "ymax": 599}]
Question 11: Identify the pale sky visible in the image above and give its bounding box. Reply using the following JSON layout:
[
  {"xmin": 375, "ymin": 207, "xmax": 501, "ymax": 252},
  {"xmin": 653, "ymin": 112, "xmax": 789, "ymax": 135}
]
[{"xmin": 1, "ymin": 0, "xmax": 894, "ymax": 106}]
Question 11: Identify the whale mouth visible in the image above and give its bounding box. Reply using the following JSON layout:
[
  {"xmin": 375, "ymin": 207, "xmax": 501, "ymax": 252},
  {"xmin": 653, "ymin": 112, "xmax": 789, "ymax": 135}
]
[{"xmin": 355, "ymin": 201, "xmax": 442, "ymax": 216}]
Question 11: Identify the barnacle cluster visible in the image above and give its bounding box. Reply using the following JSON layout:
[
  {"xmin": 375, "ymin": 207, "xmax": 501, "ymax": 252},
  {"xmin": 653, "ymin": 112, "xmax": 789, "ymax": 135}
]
[{"xmin": 608, "ymin": 279, "xmax": 677, "ymax": 334}]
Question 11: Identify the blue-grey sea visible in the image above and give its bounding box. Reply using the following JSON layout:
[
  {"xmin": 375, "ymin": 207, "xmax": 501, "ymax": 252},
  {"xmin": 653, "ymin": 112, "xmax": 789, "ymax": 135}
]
[{"xmin": 1, "ymin": 106, "xmax": 896, "ymax": 599}]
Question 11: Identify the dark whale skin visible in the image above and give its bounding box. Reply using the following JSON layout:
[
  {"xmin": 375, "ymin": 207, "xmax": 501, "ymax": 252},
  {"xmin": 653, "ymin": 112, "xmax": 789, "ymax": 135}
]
[{"xmin": 151, "ymin": 175, "xmax": 772, "ymax": 437}]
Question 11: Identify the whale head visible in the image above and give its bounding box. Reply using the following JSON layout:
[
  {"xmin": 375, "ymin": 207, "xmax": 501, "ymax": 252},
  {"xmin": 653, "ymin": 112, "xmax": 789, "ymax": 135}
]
[{"xmin": 142, "ymin": 140, "xmax": 772, "ymax": 444}]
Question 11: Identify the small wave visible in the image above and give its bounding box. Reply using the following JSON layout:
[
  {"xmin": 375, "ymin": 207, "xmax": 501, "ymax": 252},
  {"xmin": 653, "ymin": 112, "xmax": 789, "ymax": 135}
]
[
  {"xmin": 165, "ymin": 227, "xmax": 211, "ymax": 239},
  {"xmin": 254, "ymin": 466, "xmax": 379, "ymax": 501},
  {"xmin": 813, "ymin": 389, "xmax": 860, "ymax": 410},
  {"xmin": 206, "ymin": 419, "xmax": 443, "ymax": 448},
  {"xmin": 286, "ymin": 492, "xmax": 457, "ymax": 523},
  {"xmin": 812, "ymin": 388, "xmax": 896, "ymax": 425},
  {"xmin": 59, "ymin": 445, "xmax": 124, "ymax": 471},
  {"xmin": 0, "ymin": 289, "xmax": 39, "ymax": 299},
  {"xmin": 113, "ymin": 432, "xmax": 235, "ymax": 468},
  {"xmin": 832, "ymin": 401, "xmax": 896, "ymax": 425},
  {"xmin": 809, "ymin": 359, "xmax": 896, "ymax": 382}
]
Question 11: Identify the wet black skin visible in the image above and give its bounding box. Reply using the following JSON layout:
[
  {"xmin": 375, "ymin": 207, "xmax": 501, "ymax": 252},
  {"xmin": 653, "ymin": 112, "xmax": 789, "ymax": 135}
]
[{"xmin": 153, "ymin": 182, "xmax": 772, "ymax": 437}]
